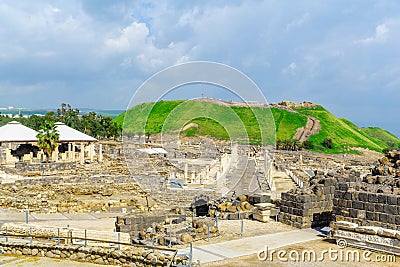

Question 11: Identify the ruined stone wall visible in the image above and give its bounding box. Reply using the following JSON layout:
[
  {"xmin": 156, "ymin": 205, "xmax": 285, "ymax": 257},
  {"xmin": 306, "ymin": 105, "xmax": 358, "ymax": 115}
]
[
  {"xmin": 0, "ymin": 241, "xmax": 186, "ymax": 266},
  {"xmin": 0, "ymin": 162, "xmax": 76, "ymax": 175},
  {"xmin": 15, "ymin": 162, "xmax": 76, "ymax": 172},
  {"xmin": 333, "ymin": 182, "xmax": 400, "ymax": 231},
  {"xmin": 278, "ymin": 178, "xmax": 336, "ymax": 228},
  {"xmin": 116, "ymin": 214, "xmax": 171, "ymax": 237}
]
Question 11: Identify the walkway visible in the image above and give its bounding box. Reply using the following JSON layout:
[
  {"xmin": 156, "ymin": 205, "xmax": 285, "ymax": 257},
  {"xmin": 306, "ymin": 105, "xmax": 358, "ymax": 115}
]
[{"xmin": 178, "ymin": 228, "xmax": 323, "ymax": 264}]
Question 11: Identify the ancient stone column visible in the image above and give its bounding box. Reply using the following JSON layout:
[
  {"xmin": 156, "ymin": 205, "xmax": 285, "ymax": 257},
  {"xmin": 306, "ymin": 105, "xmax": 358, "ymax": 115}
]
[
  {"xmin": 55, "ymin": 147, "xmax": 59, "ymax": 162},
  {"xmin": 98, "ymin": 144, "xmax": 103, "ymax": 163},
  {"xmin": 29, "ymin": 152, "xmax": 33, "ymax": 164},
  {"xmin": 72, "ymin": 143, "xmax": 75, "ymax": 162},
  {"xmin": 89, "ymin": 143, "xmax": 94, "ymax": 163},
  {"xmin": 184, "ymin": 163, "xmax": 188, "ymax": 180},
  {"xmin": 68, "ymin": 143, "xmax": 72, "ymax": 161},
  {"xmin": 5, "ymin": 146, "xmax": 11, "ymax": 163},
  {"xmin": 80, "ymin": 143, "xmax": 85, "ymax": 165},
  {"xmin": 191, "ymin": 170, "xmax": 196, "ymax": 183}
]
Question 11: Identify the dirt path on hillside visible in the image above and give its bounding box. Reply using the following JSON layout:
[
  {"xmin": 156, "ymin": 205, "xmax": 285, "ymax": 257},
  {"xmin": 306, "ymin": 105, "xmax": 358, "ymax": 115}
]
[{"xmin": 293, "ymin": 116, "xmax": 321, "ymax": 141}]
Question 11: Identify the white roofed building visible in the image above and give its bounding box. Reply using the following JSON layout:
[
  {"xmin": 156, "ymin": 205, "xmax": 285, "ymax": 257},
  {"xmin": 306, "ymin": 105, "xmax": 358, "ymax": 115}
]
[
  {"xmin": 55, "ymin": 122, "xmax": 97, "ymax": 142},
  {"xmin": 53, "ymin": 122, "xmax": 99, "ymax": 164},
  {"xmin": 0, "ymin": 121, "xmax": 38, "ymax": 143},
  {"xmin": 0, "ymin": 121, "xmax": 40, "ymax": 164},
  {"xmin": 0, "ymin": 121, "xmax": 101, "ymax": 165}
]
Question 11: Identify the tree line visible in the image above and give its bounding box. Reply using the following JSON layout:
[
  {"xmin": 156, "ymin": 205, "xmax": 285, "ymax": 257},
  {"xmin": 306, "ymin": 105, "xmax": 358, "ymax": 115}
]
[
  {"xmin": 0, "ymin": 103, "xmax": 121, "ymax": 139},
  {"xmin": 276, "ymin": 138, "xmax": 333, "ymax": 151}
]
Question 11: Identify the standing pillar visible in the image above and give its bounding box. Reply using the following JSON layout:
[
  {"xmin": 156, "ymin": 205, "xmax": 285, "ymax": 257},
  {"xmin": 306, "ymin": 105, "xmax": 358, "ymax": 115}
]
[
  {"xmin": 54, "ymin": 147, "xmax": 59, "ymax": 162},
  {"xmin": 98, "ymin": 144, "xmax": 103, "ymax": 163},
  {"xmin": 72, "ymin": 143, "xmax": 75, "ymax": 162},
  {"xmin": 191, "ymin": 171, "xmax": 196, "ymax": 183},
  {"xmin": 68, "ymin": 143, "xmax": 72, "ymax": 161},
  {"xmin": 184, "ymin": 163, "xmax": 188, "ymax": 180},
  {"xmin": 5, "ymin": 146, "xmax": 11, "ymax": 164},
  {"xmin": 38, "ymin": 151, "xmax": 44, "ymax": 163},
  {"xmin": 89, "ymin": 143, "xmax": 94, "ymax": 163},
  {"xmin": 29, "ymin": 152, "xmax": 33, "ymax": 164},
  {"xmin": 80, "ymin": 143, "xmax": 85, "ymax": 165}
]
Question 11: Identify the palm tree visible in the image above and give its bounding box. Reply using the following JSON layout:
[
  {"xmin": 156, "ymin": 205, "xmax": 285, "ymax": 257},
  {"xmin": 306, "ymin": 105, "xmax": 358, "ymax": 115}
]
[
  {"xmin": 36, "ymin": 120, "xmax": 60, "ymax": 163},
  {"xmin": 292, "ymin": 139, "xmax": 301, "ymax": 151}
]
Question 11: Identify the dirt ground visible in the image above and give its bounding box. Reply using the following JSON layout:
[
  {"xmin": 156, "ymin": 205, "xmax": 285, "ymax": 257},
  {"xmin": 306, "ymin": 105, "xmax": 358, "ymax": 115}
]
[{"xmin": 206, "ymin": 238, "xmax": 398, "ymax": 267}]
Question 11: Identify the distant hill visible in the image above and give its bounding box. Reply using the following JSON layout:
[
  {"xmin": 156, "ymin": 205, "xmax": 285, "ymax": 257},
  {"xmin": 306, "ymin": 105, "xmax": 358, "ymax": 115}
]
[{"xmin": 114, "ymin": 100, "xmax": 400, "ymax": 153}]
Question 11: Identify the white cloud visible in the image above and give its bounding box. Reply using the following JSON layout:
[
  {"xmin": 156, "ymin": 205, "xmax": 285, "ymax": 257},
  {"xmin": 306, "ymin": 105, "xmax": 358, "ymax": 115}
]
[
  {"xmin": 105, "ymin": 22, "xmax": 149, "ymax": 53},
  {"xmin": 356, "ymin": 23, "xmax": 389, "ymax": 44},
  {"xmin": 286, "ymin": 13, "xmax": 310, "ymax": 32},
  {"xmin": 282, "ymin": 62, "xmax": 297, "ymax": 75}
]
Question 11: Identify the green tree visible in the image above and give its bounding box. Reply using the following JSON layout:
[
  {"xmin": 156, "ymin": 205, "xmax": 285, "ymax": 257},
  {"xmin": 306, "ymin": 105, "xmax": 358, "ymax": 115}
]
[
  {"xmin": 25, "ymin": 114, "xmax": 45, "ymax": 131},
  {"xmin": 323, "ymin": 138, "xmax": 333, "ymax": 149},
  {"xmin": 302, "ymin": 140, "xmax": 314, "ymax": 150},
  {"xmin": 36, "ymin": 120, "xmax": 60, "ymax": 163}
]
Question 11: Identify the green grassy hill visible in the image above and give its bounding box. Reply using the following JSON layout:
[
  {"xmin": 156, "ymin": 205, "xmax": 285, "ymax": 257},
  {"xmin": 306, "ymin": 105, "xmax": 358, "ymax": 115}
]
[
  {"xmin": 115, "ymin": 100, "xmax": 399, "ymax": 153},
  {"xmin": 292, "ymin": 105, "xmax": 400, "ymax": 153}
]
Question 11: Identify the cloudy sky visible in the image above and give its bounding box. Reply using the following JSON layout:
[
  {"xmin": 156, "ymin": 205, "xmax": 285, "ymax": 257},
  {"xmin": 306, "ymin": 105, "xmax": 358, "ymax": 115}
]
[{"xmin": 0, "ymin": 1, "xmax": 399, "ymax": 136}]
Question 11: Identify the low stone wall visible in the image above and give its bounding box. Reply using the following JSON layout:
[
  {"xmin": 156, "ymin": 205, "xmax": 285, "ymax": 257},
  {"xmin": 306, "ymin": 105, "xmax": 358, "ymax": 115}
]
[
  {"xmin": 0, "ymin": 241, "xmax": 186, "ymax": 266},
  {"xmin": 2, "ymin": 223, "xmax": 131, "ymax": 246},
  {"xmin": 0, "ymin": 162, "xmax": 76, "ymax": 175},
  {"xmin": 333, "ymin": 182, "xmax": 400, "ymax": 230}
]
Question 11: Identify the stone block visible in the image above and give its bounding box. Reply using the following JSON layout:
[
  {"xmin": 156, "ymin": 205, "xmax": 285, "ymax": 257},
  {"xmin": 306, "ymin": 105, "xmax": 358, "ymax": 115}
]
[
  {"xmin": 344, "ymin": 192, "xmax": 352, "ymax": 200},
  {"xmin": 323, "ymin": 187, "xmax": 331, "ymax": 195},
  {"xmin": 352, "ymin": 201, "xmax": 364, "ymax": 210},
  {"xmin": 356, "ymin": 210, "xmax": 366, "ymax": 220},
  {"xmin": 379, "ymin": 213, "xmax": 389, "ymax": 223},
  {"xmin": 377, "ymin": 194, "xmax": 387, "ymax": 204},
  {"xmin": 368, "ymin": 193, "xmax": 378, "ymax": 203},
  {"xmin": 338, "ymin": 183, "xmax": 348, "ymax": 191},
  {"xmin": 338, "ymin": 199, "xmax": 346, "ymax": 207},
  {"xmin": 249, "ymin": 193, "xmax": 271, "ymax": 204},
  {"xmin": 384, "ymin": 205, "xmax": 398, "ymax": 215},
  {"xmin": 366, "ymin": 211, "xmax": 375, "ymax": 221},
  {"xmin": 334, "ymin": 190, "xmax": 343, "ymax": 198},
  {"xmin": 365, "ymin": 203, "xmax": 375, "ymax": 212},
  {"xmin": 387, "ymin": 195, "xmax": 397, "ymax": 205},
  {"xmin": 387, "ymin": 214, "xmax": 396, "ymax": 225},
  {"xmin": 358, "ymin": 192, "xmax": 368, "ymax": 202},
  {"xmin": 349, "ymin": 209, "xmax": 357, "ymax": 218},
  {"xmin": 374, "ymin": 203, "xmax": 383, "ymax": 213}
]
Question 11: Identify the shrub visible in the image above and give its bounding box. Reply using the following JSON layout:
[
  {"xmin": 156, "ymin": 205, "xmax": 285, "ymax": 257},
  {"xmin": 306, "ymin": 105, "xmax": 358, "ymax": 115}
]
[
  {"xmin": 322, "ymin": 138, "xmax": 333, "ymax": 149},
  {"xmin": 302, "ymin": 140, "xmax": 314, "ymax": 149}
]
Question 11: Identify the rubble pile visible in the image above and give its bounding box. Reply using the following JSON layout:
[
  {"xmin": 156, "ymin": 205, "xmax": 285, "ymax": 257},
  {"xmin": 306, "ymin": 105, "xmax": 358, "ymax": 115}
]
[
  {"xmin": 371, "ymin": 151, "xmax": 400, "ymax": 177},
  {"xmin": 208, "ymin": 193, "xmax": 273, "ymax": 220},
  {"xmin": 116, "ymin": 213, "xmax": 219, "ymax": 246}
]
